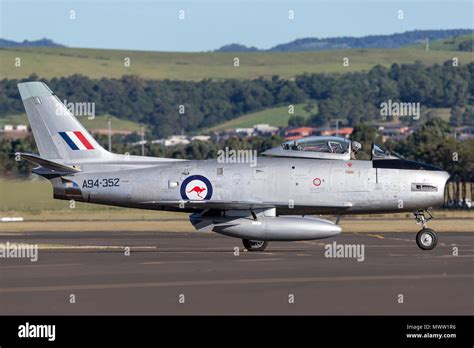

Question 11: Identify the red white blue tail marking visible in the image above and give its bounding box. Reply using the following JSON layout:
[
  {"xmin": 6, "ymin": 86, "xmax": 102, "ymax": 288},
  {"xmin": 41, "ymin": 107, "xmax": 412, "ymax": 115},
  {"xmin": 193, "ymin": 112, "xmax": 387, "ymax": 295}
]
[{"xmin": 59, "ymin": 131, "xmax": 94, "ymax": 151}]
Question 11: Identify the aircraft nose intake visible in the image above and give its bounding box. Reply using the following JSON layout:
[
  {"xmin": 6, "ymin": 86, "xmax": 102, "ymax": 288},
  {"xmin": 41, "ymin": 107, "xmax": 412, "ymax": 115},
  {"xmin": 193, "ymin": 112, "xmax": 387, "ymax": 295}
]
[
  {"xmin": 438, "ymin": 170, "xmax": 451, "ymax": 189},
  {"xmin": 442, "ymin": 170, "xmax": 451, "ymax": 188},
  {"xmin": 431, "ymin": 170, "xmax": 451, "ymax": 208},
  {"xmin": 442, "ymin": 170, "xmax": 450, "ymax": 181}
]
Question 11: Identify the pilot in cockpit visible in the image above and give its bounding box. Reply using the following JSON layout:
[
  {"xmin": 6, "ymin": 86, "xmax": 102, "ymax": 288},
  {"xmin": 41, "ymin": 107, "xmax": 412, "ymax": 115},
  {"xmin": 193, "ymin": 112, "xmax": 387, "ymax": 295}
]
[
  {"xmin": 351, "ymin": 141, "xmax": 362, "ymax": 159},
  {"xmin": 292, "ymin": 141, "xmax": 302, "ymax": 151}
]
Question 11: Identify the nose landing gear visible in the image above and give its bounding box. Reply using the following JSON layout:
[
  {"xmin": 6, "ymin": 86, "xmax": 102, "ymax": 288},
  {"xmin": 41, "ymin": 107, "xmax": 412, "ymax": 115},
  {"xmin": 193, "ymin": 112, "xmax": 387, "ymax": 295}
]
[{"xmin": 414, "ymin": 210, "xmax": 438, "ymax": 250}]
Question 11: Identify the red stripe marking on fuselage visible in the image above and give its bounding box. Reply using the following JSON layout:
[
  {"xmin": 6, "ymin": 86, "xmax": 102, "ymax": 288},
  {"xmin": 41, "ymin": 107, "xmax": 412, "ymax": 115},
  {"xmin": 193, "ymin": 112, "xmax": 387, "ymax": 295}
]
[{"xmin": 73, "ymin": 131, "xmax": 94, "ymax": 150}]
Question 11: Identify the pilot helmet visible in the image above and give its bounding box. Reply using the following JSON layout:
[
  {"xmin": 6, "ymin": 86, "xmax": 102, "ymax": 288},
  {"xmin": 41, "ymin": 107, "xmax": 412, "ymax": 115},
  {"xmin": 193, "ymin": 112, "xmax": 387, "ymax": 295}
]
[{"xmin": 352, "ymin": 141, "xmax": 362, "ymax": 152}]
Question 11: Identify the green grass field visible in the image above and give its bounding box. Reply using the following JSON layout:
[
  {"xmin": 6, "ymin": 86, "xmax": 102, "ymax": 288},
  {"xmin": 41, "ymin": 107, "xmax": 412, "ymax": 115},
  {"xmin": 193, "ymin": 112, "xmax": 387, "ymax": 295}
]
[
  {"xmin": 0, "ymin": 114, "xmax": 29, "ymax": 127},
  {"xmin": 0, "ymin": 114, "xmax": 143, "ymax": 133},
  {"xmin": 0, "ymin": 179, "xmax": 109, "ymax": 211},
  {"xmin": 1, "ymin": 46, "xmax": 473, "ymax": 81},
  {"xmin": 425, "ymin": 34, "xmax": 472, "ymax": 51},
  {"xmin": 204, "ymin": 102, "xmax": 315, "ymax": 132}
]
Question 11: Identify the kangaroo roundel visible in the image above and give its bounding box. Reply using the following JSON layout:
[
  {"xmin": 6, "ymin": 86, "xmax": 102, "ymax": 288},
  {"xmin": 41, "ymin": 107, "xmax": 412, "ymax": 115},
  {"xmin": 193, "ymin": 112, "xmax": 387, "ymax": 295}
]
[{"xmin": 181, "ymin": 175, "xmax": 213, "ymax": 201}]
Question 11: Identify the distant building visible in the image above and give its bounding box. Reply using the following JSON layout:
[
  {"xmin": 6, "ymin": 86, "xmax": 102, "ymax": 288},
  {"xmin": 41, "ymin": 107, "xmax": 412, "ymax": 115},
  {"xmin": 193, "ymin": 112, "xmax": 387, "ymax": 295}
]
[
  {"xmin": 253, "ymin": 124, "xmax": 279, "ymax": 135},
  {"xmin": 316, "ymin": 127, "xmax": 353, "ymax": 138},
  {"xmin": 149, "ymin": 134, "xmax": 210, "ymax": 147},
  {"xmin": 152, "ymin": 135, "xmax": 190, "ymax": 147},
  {"xmin": 454, "ymin": 126, "xmax": 474, "ymax": 140},
  {"xmin": 377, "ymin": 125, "xmax": 410, "ymax": 141},
  {"xmin": 1, "ymin": 124, "xmax": 29, "ymax": 139},
  {"xmin": 235, "ymin": 128, "xmax": 254, "ymax": 136},
  {"xmin": 285, "ymin": 126, "xmax": 353, "ymax": 140},
  {"xmin": 132, "ymin": 140, "xmax": 147, "ymax": 146},
  {"xmin": 285, "ymin": 127, "xmax": 316, "ymax": 141},
  {"xmin": 233, "ymin": 124, "xmax": 279, "ymax": 137},
  {"xmin": 191, "ymin": 135, "xmax": 211, "ymax": 142}
]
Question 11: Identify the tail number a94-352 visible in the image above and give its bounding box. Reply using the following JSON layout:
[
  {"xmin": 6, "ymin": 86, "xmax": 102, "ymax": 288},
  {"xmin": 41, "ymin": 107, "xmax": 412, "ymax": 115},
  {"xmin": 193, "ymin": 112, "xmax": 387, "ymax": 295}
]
[{"xmin": 82, "ymin": 178, "xmax": 120, "ymax": 188}]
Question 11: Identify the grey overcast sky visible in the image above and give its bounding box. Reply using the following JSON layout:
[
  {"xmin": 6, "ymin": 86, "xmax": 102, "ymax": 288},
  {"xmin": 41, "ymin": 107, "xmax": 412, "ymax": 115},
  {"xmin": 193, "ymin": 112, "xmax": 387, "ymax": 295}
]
[{"xmin": 1, "ymin": 0, "xmax": 472, "ymax": 51}]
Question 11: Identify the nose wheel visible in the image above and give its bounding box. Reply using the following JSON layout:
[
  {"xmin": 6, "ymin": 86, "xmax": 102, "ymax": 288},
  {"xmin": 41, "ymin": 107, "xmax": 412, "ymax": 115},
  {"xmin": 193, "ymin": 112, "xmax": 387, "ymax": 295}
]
[
  {"xmin": 242, "ymin": 239, "xmax": 268, "ymax": 251},
  {"xmin": 416, "ymin": 228, "xmax": 438, "ymax": 250},
  {"xmin": 414, "ymin": 210, "xmax": 438, "ymax": 250}
]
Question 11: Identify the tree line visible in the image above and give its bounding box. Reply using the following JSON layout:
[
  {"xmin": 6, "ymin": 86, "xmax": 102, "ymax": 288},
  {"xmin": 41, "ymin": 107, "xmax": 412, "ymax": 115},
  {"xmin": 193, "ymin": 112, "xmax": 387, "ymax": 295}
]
[
  {"xmin": 1, "ymin": 118, "xmax": 473, "ymax": 181},
  {"xmin": 1, "ymin": 61, "xmax": 473, "ymax": 137}
]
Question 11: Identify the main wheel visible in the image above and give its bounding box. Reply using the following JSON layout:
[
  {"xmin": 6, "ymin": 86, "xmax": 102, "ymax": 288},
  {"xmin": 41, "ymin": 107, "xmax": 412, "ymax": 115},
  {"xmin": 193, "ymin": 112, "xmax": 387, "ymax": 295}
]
[
  {"xmin": 242, "ymin": 239, "xmax": 268, "ymax": 251},
  {"xmin": 416, "ymin": 228, "xmax": 438, "ymax": 250}
]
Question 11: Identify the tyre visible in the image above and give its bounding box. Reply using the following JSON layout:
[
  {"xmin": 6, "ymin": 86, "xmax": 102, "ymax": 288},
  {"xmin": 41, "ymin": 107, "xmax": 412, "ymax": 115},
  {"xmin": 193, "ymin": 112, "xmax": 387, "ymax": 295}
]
[
  {"xmin": 242, "ymin": 239, "xmax": 268, "ymax": 251},
  {"xmin": 416, "ymin": 228, "xmax": 438, "ymax": 250}
]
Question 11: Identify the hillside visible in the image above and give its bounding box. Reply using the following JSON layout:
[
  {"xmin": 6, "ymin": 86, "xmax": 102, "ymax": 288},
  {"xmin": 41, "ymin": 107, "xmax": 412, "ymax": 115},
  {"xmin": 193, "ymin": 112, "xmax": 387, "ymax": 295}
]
[
  {"xmin": 204, "ymin": 103, "xmax": 314, "ymax": 132},
  {"xmin": 1, "ymin": 46, "xmax": 473, "ymax": 81},
  {"xmin": 0, "ymin": 114, "xmax": 143, "ymax": 133},
  {"xmin": 425, "ymin": 34, "xmax": 473, "ymax": 51},
  {"xmin": 215, "ymin": 29, "xmax": 472, "ymax": 52},
  {"xmin": 205, "ymin": 105, "xmax": 453, "ymax": 134},
  {"xmin": 0, "ymin": 38, "xmax": 64, "ymax": 48}
]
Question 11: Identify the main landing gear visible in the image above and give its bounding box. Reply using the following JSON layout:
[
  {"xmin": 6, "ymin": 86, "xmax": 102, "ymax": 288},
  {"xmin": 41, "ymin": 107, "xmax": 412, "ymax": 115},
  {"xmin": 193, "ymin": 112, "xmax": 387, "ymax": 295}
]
[
  {"xmin": 414, "ymin": 210, "xmax": 438, "ymax": 250},
  {"xmin": 242, "ymin": 239, "xmax": 268, "ymax": 251}
]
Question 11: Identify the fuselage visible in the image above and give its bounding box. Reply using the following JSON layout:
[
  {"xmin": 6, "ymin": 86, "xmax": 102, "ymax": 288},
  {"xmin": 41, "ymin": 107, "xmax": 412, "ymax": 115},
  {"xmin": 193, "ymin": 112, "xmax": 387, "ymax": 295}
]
[{"xmin": 50, "ymin": 156, "xmax": 450, "ymax": 216}]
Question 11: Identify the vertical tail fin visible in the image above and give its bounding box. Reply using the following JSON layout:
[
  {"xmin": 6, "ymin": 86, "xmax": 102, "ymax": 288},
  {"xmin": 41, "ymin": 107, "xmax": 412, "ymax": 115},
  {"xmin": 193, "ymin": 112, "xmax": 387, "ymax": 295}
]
[{"xmin": 18, "ymin": 82, "xmax": 110, "ymax": 163}]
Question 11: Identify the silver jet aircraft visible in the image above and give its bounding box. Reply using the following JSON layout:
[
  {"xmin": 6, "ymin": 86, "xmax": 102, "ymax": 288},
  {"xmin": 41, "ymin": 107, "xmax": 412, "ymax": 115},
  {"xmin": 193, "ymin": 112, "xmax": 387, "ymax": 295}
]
[{"xmin": 17, "ymin": 82, "xmax": 450, "ymax": 251}]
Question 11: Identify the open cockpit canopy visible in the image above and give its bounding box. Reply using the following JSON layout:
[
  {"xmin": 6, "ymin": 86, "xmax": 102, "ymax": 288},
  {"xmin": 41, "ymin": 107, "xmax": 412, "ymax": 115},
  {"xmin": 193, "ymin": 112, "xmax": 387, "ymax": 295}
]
[
  {"xmin": 261, "ymin": 136, "xmax": 402, "ymax": 161},
  {"xmin": 262, "ymin": 136, "xmax": 352, "ymax": 160}
]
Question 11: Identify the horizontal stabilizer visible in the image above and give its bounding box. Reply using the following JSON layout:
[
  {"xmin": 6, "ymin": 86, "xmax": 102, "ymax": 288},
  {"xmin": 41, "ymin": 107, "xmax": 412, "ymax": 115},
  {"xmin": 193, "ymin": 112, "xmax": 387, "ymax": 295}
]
[{"xmin": 16, "ymin": 153, "xmax": 81, "ymax": 173}]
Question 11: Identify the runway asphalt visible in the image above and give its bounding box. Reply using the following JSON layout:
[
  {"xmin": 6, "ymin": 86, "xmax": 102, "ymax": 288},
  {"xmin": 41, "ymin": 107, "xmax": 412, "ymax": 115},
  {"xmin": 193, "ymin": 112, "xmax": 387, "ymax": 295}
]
[{"xmin": 0, "ymin": 230, "xmax": 473, "ymax": 315}]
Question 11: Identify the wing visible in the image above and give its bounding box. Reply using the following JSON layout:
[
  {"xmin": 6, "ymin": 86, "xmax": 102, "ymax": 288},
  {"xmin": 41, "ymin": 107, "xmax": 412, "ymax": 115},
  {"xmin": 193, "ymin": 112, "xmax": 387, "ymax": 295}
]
[{"xmin": 138, "ymin": 199, "xmax": 352, "ymax": 212}]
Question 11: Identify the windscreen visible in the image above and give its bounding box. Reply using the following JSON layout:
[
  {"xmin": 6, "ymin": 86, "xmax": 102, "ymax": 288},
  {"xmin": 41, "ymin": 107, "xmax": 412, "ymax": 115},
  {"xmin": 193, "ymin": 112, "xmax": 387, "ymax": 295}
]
[{"xmin": 283, "ymin": 137, "xmax": 350, "ymax": 154}]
